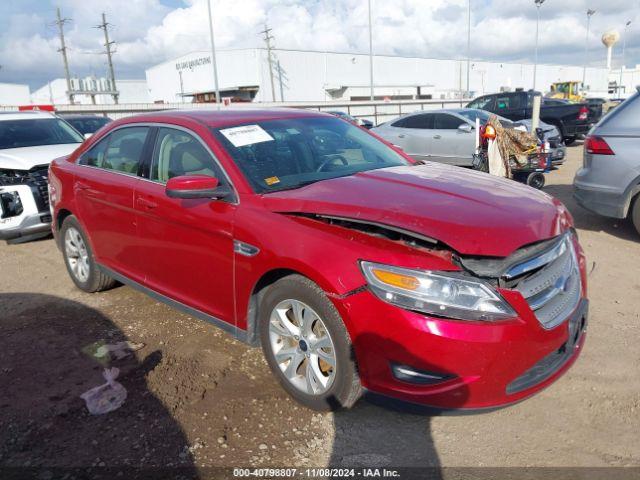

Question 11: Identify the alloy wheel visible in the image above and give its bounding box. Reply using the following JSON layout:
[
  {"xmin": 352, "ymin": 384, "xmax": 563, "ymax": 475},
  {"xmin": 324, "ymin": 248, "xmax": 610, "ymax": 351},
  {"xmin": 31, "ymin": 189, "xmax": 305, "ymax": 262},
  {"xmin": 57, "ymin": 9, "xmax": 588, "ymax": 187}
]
[
  {"xmin": 64, "ymin": 227, "xmax": 90, "ymax": 283},
  {"xmin": 268, "ymin": 299, "xmax": 337, "ymax": 396}
]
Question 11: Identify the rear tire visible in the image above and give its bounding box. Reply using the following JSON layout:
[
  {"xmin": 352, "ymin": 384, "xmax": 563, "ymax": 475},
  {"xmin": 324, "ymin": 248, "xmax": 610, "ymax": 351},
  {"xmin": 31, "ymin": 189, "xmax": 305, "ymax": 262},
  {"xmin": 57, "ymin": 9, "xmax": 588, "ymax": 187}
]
[
  {"xmin": 564, "ymin": 137, "xmax": 577, "ymax": 146},
  {"xmin": 60, "ymin": 215, "xmax": 116, "ymax": 293},
  {"xmin": 259, "ymin": 274, "xmax": 362, "ymax": 411}
]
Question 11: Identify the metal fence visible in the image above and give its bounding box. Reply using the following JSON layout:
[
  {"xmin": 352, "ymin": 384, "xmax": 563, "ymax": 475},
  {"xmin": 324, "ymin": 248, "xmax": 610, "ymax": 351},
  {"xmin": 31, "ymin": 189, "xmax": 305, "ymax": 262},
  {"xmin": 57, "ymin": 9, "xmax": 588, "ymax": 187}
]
[{"xmin": 1, "ymin": 98, "xmax": 468, "ymax": 126}]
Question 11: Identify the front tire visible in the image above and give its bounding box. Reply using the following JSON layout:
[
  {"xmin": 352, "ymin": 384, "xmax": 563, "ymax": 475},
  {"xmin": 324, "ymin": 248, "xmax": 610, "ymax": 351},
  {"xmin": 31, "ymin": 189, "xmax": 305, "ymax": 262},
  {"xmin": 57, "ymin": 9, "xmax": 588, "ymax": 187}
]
[
  {"xmin": 60, "ymin": 215, "xmax": 116, "ymax": 293},
  {"xmin": 259, "ymin": 275, "xmax": 362, "ymax": 411}
]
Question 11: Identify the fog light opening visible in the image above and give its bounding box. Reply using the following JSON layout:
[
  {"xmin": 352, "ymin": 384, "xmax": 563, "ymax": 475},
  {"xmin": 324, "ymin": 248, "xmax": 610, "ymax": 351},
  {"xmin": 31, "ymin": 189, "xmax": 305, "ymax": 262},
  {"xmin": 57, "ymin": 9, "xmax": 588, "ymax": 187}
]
[{"xmin": 390, "ymin": 363, "xmax": 455, "ymax": 385}]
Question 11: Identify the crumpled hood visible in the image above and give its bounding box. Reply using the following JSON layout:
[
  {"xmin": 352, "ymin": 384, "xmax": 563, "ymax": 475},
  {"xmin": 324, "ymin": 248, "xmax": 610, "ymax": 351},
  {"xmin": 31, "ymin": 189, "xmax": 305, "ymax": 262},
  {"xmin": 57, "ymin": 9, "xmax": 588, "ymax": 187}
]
[
  {"xmin": 0, "ymin": 143, "xmax": 80, "ymax": 171},
  {"xmin": 262, "ymin": 164, "xmax": 572, "ymax": 257}
]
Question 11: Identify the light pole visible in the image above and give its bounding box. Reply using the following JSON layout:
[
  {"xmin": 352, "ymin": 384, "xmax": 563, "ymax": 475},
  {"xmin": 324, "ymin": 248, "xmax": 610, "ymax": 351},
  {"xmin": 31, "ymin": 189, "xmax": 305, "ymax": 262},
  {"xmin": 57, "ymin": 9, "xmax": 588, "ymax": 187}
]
[
  {"xmin": 532, "ymin": 0, "xmax": 545, "ymax": 91},
  {"xmin": 178, "ymin": 70, "xmax": 184, "ymax": 103},
  {"xmin": 368, "ymin": 0, "xmax": 374, "ymax": 101},
  {"xmin": 582, "ymin": 9, "xmax": 596, "ymax": 87},
  {"xmin": 206, "ymin": 0, "xmax": 221, "ymax": 104},
  {"xmin": 619, "ymin": 20, "xmax": 632, "ymax": 95},
  {"xmin": 466, "ymin": 0, "xmax": 471, "ymax": 98}
]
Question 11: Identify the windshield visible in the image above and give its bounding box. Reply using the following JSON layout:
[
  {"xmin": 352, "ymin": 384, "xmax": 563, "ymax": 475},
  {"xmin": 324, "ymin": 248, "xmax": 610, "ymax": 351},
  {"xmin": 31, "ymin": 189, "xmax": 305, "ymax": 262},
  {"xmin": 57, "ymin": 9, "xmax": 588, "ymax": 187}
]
[
  {"xmin": 0, "ymin": 118, "xmax": 83, "ymax": 150},
  {"xmin": 458, "ymin": 109, "xmax": 514, "ymax": 127},
  {"xmin": 65, "ymin": 117, "xmax": 111, "ymax": 135},
  {"xmin": 457, "ymin": 109, "xmax": 491, "ymax": 123},
  {"xmin": 212, "ymin": 116, "xmax": 409, "ymax": 193}
]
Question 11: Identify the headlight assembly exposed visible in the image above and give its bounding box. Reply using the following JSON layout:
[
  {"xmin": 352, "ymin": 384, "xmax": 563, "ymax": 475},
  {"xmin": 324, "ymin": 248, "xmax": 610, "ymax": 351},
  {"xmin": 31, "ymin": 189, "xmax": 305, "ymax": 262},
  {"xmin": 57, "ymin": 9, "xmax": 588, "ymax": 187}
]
[{"xmin": 360, "ymin": 261, "xmax": 516, "ymax": 322}]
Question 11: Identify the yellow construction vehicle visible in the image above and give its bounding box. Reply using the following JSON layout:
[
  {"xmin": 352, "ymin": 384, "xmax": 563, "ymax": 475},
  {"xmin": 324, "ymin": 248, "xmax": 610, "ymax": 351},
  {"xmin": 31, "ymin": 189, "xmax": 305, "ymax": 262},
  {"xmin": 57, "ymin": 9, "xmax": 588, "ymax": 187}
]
[{"xmin": 547, "ymin": 81, "xmax": 584, "ymax": 102}]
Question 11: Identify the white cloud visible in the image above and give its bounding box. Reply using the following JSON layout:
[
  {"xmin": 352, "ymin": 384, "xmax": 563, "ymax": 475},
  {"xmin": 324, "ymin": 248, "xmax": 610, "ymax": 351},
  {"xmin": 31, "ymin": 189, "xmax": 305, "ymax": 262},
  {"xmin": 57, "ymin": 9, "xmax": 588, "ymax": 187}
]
[{"xmin": 0, "ymin": 0, "xmax": 638, "ymax": 89}]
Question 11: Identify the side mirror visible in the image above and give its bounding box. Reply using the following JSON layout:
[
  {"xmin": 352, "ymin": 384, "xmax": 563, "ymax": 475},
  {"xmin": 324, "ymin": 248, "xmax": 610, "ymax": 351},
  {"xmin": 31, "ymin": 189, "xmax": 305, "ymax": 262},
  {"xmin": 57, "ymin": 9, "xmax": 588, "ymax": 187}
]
[
  {"xmin": 458, "ymin": 123, "xmax": 473, "ymax": 133},
  {"xmin": 165, "ymin": 175, "xmax": 230, "ymax": 199}
]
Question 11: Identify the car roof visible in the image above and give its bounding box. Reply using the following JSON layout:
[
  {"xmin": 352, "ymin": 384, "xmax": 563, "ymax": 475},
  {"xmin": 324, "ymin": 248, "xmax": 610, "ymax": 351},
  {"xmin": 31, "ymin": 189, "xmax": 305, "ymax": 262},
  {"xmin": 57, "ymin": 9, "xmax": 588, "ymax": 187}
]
[
  {"xmin": 594, "ymin": 91, "xmax": 639, "ymax": 135},
  {"xmin": 60, "ymin": 114, "xmax": 111, "ymax": 120},
  {"xmin": 0, "ymin": 111, "xmax": 56, "ymax": 121},
  {"xmin": 117, "ymin": 108, "xmax": 329, "ymax": 128},
  {"xmin": 400, "ymin": 108, "xmax": 478, "ymax": 117}
]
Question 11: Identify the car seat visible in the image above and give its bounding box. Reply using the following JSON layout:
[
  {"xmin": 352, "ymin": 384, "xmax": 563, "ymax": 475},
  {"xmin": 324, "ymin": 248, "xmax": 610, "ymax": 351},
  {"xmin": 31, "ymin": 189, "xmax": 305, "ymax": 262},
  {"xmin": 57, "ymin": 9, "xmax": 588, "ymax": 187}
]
[{"xmin": 168, "ymin": 141, "xmax": 216, "ymax": 179}]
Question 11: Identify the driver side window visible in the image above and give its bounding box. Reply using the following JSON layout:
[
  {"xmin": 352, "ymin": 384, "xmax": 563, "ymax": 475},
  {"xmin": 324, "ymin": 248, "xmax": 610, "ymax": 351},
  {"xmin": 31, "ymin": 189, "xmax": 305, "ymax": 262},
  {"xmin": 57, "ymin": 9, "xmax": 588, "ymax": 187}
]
[{"xmin": 150, "ymin": 128, "xmax": 221, "ymax": 184}]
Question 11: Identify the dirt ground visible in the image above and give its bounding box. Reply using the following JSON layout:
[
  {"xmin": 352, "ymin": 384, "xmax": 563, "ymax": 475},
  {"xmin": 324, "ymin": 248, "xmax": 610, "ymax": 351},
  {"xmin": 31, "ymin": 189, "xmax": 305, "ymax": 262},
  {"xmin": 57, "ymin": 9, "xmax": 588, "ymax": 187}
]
[{"xmin": 1, "ymin": 145, "xmax": 639, "ymax": 476}]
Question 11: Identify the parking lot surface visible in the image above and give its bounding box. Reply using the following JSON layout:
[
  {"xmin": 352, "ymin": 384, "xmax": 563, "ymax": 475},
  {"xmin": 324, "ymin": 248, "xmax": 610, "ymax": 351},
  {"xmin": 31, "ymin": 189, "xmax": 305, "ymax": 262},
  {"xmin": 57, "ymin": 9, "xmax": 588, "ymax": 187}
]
[{"xmin": 1, "ymin": 145, "xmax": 639, "ymax": 471}]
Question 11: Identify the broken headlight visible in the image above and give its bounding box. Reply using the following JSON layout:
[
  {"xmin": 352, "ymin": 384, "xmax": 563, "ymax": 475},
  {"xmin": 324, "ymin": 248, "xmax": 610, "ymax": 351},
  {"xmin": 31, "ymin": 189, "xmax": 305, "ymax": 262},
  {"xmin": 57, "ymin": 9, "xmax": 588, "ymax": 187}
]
[{"xmin": 360, "ymin": 261, "xmax": 516, "ymax": 322}]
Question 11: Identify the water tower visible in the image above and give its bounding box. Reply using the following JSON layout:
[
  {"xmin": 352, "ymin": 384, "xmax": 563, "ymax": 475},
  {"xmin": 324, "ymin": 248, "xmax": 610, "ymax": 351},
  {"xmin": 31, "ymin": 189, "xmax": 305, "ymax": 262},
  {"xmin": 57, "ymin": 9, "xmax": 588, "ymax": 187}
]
[{"xmin": 602, "ymin": 30, "xmax": 620, "ymax": 70}]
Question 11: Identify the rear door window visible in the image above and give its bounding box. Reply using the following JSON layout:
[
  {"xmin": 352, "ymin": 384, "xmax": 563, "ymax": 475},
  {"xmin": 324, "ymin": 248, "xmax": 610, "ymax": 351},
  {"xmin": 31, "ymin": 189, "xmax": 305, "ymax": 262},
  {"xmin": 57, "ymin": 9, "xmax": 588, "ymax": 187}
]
[
  {"xmin": 393, "ymin": 114, "xmax": 434, "ymax": 129},
  {"xmin": 79, "ymin": 138, "xmax": 108, "ymax": 167},
  {"xmin": 79, "ymin": 127, "xmax": 149, "ymax": 175},
  {"xmin": 434, "ymin": 114, "xmax": 465, "ymax": 129}
]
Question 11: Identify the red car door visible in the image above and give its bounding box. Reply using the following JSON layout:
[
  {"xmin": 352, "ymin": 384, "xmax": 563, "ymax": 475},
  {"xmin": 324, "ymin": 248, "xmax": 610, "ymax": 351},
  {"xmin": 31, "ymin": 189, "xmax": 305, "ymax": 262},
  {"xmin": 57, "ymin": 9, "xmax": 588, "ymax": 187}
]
[
  {"xmin": 134, "ymin": 126, "xmax": 237, "ymax": 323},
  {"xmin": 75, "ymin": 126, "xmax": 151, "ymax": 283}
]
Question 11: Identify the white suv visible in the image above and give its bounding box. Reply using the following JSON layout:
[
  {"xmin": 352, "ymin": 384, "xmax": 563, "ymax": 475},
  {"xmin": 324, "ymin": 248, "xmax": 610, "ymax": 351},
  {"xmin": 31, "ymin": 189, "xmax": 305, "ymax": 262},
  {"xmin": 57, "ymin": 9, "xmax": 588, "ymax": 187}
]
[{"xmin": 0, "ymin": 111, "xmax": 82, "ymax": 243}]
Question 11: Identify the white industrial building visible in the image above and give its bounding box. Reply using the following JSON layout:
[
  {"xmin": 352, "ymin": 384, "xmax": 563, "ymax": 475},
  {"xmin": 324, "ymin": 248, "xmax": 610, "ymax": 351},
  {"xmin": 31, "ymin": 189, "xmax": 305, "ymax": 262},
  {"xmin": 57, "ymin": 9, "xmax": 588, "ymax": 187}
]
[
  {"xmin": 609, "ymin": 65, "xmax": 640, "ymax": 97},
  {"xmin": 145, "ymin": 48, "xmax": 610, "ymax": 104},
  {"xmin": 31, "ymin": 77, "xmax": 150, "ymax": 105},
  {"xmin": 0, "ymin": 83, "xmax": 31, "ymax": 106}
]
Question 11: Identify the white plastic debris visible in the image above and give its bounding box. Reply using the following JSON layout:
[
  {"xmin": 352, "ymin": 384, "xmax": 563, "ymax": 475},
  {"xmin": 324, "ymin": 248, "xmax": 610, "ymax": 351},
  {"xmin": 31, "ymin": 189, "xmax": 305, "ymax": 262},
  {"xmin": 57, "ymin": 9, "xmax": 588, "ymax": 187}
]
[
  {"xmin": 93, "ymin": 341, "xmax": 145, "ymax": 360},
  {"xmin": 80, "ymin": 367, "xmax": 127, "ymax": 415}
]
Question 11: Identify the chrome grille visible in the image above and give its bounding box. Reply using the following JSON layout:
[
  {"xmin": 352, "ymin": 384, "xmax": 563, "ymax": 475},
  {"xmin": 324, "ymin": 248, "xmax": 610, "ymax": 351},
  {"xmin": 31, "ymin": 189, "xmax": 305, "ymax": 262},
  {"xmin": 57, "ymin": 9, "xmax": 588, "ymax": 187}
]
[{"xmin": 509, "ymin": 234, "xmax": 581, "ymax": 329}]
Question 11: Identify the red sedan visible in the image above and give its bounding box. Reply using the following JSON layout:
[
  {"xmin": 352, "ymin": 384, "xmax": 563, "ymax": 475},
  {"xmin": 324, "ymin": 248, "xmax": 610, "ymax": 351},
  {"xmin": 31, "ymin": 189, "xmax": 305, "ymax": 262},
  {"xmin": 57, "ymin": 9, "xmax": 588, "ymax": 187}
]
[{"xmin": 49, "ymin": 109, "xmax": 588, "ymax": 412}]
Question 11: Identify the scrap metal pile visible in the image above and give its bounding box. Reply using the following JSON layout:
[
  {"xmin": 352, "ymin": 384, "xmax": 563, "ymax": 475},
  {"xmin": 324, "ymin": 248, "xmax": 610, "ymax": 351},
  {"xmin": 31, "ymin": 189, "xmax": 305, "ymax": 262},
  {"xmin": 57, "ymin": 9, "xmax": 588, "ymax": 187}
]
[{"xmin": 486, "ymin": 115, "xmax": 539, "ymax": 177}]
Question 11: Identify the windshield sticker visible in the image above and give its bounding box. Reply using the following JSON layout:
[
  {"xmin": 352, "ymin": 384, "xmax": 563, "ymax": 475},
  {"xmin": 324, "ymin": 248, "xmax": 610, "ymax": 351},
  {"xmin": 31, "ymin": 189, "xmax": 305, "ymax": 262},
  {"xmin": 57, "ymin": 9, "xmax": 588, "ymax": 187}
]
[
  {"xmin": 264, "ymin": 176, "xmax": 280, "ymax": 186},
  {"xmin": 220, "ymin": 125, "xmax": 274, "ymax": 148}
]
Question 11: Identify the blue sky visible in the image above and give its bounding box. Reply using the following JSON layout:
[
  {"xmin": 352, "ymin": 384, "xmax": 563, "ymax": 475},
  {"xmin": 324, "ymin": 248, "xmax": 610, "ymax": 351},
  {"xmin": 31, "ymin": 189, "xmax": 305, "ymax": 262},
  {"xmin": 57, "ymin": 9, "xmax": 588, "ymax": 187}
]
[{"xmin": 1, "ymin": 0, "xmax": 638, "ymax": 89}]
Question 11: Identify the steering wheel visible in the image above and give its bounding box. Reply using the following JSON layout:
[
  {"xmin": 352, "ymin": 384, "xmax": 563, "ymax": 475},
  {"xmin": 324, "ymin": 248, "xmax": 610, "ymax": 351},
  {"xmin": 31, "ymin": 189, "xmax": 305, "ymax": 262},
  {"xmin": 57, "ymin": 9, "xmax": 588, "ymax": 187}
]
[{"xmin": 316, "ymin": 155, "xmax": 348, "ymax": 172}]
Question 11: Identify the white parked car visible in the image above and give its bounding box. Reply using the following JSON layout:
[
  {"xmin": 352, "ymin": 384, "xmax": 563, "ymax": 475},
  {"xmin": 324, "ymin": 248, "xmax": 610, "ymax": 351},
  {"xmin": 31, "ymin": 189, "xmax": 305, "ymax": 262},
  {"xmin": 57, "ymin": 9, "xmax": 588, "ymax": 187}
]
[{"xmin": 0, "ymin": 111, "xmax": 83, "ymax": 243}]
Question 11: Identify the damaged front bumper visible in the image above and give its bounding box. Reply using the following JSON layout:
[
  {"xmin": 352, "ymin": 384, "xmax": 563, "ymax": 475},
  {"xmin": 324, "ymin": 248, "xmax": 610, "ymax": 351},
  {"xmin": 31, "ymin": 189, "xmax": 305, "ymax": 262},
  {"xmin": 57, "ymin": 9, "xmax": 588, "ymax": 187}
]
[{"xmin": 0, "ymin": 184, "xmax": 52, "ymax": 243}]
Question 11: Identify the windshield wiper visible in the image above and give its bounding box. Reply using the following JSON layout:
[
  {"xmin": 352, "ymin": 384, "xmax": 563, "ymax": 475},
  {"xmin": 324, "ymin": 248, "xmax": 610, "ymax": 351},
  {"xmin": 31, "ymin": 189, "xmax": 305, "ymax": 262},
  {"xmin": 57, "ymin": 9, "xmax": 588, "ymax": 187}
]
[{"xmin": 264, "ymin": 179, "xmax": 323, "ymax": 193}]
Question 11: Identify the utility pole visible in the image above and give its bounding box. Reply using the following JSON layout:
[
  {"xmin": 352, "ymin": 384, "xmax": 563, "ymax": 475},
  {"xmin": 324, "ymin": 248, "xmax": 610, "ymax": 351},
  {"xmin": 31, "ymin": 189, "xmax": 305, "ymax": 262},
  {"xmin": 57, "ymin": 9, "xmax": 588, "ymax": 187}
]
[
  {"xmin": 368, "ymin": 0, "xmax": 374, "ymax": 101},
  {"xmin": 466, "ymin": 0, "xmax": 471, "ymax": 98},
  {"xmin": 582, "ymin": 9, "xmax": 596, "ymax": 86},
  {"xmin": 532, "ymin": 0, "xmax": 545, "ymax": 91},
  {"xmin": 619, "ymin": 20, "xmax": 632, "ymax": 95},
  {"xmin": 206, "ymin": 0, "xmax": 221, "ymax": 104},
  {"xmin": 260, "ymin": 24, "xmax": 277, "ymax": 102},
  {"xmin": 178, "ymin": 70, "xmax": 185, "ymax": 103},
  {"xmin": 96, "ymin": 13, "xmax": 119, "ymax": 104},
  {"xmin": 277, "ymin": 60, "xmax": 285, "ymax": 102},
  {"xmin": 54, "ymin": 8, "xmax": 74, "ymax": 104}
]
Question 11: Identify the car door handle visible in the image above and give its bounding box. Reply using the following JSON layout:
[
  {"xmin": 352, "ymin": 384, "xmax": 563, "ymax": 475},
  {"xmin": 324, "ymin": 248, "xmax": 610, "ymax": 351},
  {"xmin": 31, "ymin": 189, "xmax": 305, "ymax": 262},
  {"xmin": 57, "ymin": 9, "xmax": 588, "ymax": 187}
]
[
  {"xmin": 433, "ymin": 135, "xmax": 442, "ymax": 140},
  {"xmin": 136, "ymin": 197, "xmax": 158, "ymax": 209},
  {"xmin": 76, "ymin": 182, "xmax": 90, "ymax": 191},
  {"xmin": 398, "ymin": 134, "xmax": 406, "ymax": 138}
]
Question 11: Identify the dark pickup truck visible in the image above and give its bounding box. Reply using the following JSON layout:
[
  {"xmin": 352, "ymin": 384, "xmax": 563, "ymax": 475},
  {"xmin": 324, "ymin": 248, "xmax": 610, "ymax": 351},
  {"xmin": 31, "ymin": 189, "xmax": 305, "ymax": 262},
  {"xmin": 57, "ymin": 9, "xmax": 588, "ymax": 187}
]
[{"xmin": 467, "ymin": 91, "xmax": 594, "ymax": 145}]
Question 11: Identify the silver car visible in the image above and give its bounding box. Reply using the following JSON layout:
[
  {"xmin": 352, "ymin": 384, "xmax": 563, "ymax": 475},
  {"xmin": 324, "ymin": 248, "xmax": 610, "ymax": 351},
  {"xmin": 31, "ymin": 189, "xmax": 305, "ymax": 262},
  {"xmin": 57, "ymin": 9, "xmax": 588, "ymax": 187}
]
[
  {"xmin": 574, "ymin": 89, "xmax": 640, "ymax": 235},
  {"xmin": 372, "ymin": 108, "xmax": 564, "ymax": 167},
  {"xmin": 372, "ymin": 109, "xmax": 480, "ymax": 166}
]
